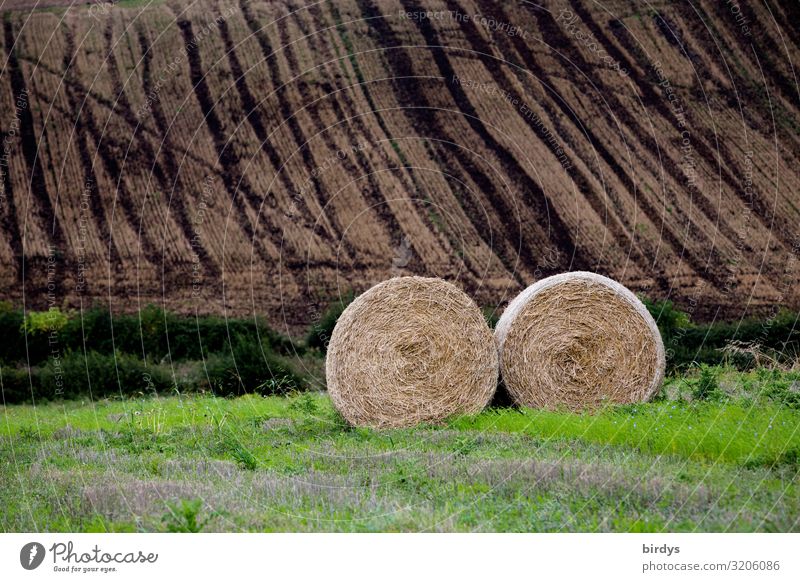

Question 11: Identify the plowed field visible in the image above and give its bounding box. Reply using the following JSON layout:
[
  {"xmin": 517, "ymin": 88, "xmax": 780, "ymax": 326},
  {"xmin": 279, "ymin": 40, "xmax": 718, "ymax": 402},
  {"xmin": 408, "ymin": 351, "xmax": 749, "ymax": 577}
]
[{"xmin": 1, "ymin": 0, "xmax": 798, "ymax": 332}]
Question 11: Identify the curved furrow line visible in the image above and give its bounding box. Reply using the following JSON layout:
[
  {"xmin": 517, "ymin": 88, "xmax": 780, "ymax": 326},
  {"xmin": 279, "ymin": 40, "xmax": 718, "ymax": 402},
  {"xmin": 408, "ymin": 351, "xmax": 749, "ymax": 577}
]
[
  {"xmin": 706, "ymin": 0, "xmax": 799, "ymax": 107},
  {"xmin": 60, "ymin": 67, "xmax": 124, "ymax": 280},
  {"xmin": 681, "ymin": 2, "xmax": 800, "ymax": 205},
  {"xmin": 771, "ymin": 1, "xmax": 800, "ymax": 55},
  {"xmin": 106, "ymin": 21, "xmax": 221, "ymax": 280},
  {"xmin": 507, "ymin": 30, "xmax": 721, "ymax": 293},
  {"xmin": 449, "ymin": 0, "xmax": 655, "ymax": 279},
  {"xmin": 534, "ymin": 2, "xmax": 742, "ymax": 258},
  {"xmin": 566, "ymin": 1, "xmax": 797, "ymax": 261},
  {"xmin": 237, "ymin": 0, "xmax": 344, "ymax": 251},
  {"xmin": 498, "ymin": 1, "xmax": 721, "ymax": 288},
  {"xmin": 280, "ymin": 4, "xmax": 418, "ymax": 267},
  {"xmin": 18, "ymin": 45, "xmax": 245, "ymax": 199},
  {"xmin": 347, "ymin": 0, "xmax": 531, "ymax": 281},
  {"xmin": 356, "ymin": 0, "xmax": 579, "ymax": 277},
  {"xmin": 215, "ymin": 15, "xmax": 348, "ymax": 263},
  {"xmin": 171, "ymin": 15, "xmax": 279, "ymax": 270},
  {"xmin": 0, "ymin": 122, "xmax": 24, "ymax": 283},
  {"xmin": 421, "ymin": 134, "xmax": 531, "ymax": 280},
  {"xmin": 16, "ymin": 52, "xmax": 217, "ymax": 170},
  {"xmin": 535, "ymin": 2, "xmax": 750, "ymax": 285},
  {"xmin": 3, "ymin": 19, "xmax": 66, "ymax": 295},
  {"xmin": 318, "ymin": 0, "xmax": 503, "ymax": 283},
  {"xmin": 397, "ymin": 0, "xmax": 590, "ymax": 273},
  {"xmin": 278, "ymin": 3, "xmax": 466, "ymax": 275},
  {"xmin": 670, "ymin": 2, "xmax": 800, "ymax": 158},
  {"xmin": 62, "ymin": 24, "xmax": 160, "ymax": 276},
  {"xmin": 648, "ymin": 6, "xmax": 800, "ymax": 190},
  {"xmin": 617, "ymin": 14, "xmax": 799, "ymax": 255}
]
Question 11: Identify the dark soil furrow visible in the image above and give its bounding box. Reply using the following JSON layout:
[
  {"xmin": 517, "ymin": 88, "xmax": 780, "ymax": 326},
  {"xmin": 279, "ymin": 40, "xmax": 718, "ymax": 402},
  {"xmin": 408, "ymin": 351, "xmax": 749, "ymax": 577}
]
[
  {"xmin": 451, "ymin": 0, "xmax": 654, "ymax": 277},
  {"xmin": 772, "ymin": 0, "xmax": 800, "ymax": 55},
  {"xmin": 321, "ymin": 1, "xmax": 504, "ymax": 281},
  {"xmin": 644, "ymin": 8, "xmax": 796, "ymax": 246},
  {"xmin": 107, "ymin": 23, "xmax": 221, "ymax": 279},
  {"xmin": 398, "ymin": 0, "xmax": 590, "ymax": 273},
  {"xmin": 495, "ymin": 1, "xmax": 716, "ymax": 287},
  {"xmin": 522, "ymin": 1, "xmax": 741, "ymax": 286},
  {"xmin": 172, "ymin": 15, "xmax": 278, "ymax": 269},
  {"xmin": 0, "ymin": 124, "xmax": 23, "ymax": 283},
  {"xmin": 707, "ymin": 0, "xmax": 798, "ymax": 107},
  {"xmin": 670, "ymin": 2, "xmax": 800, "ymax": 158},
  {"xmin": 3, "ymin": 20, "xmax": 66, "ymax": 283},
  {"xmin": 61, "ymin": 25, "xmax": 153, "ymax": 272},
  {"xmin": 565, "ymin": 0, "xmax": 795, "ymax": 261},
  {"xmin": 237, "ymin": 0, "xmax": 343, "ymax": 250},
  {"xmin": 285, "ymin": 12, "xmax": 401, "ymax": 229},
  {"xmin": 215, "ymin": 15, "xmax": 346, "ymax": 263},
  {"xmin": 20, "ymin": 51, "xmax": 232, "ymax": 180},
  {"xmin": 356, "ymin": 0, "xmax": 573, "ymax": 277},
  {"xmin": 530, "ymin": 1, "xmax": 732, "ymax": 254},
  {"xmin": 279, "ymin": 6, "xmax": 410, "ymax": 266},
  {"xmin": 137, "ymin": 27, "xmax": 218, "ymax": 197}
]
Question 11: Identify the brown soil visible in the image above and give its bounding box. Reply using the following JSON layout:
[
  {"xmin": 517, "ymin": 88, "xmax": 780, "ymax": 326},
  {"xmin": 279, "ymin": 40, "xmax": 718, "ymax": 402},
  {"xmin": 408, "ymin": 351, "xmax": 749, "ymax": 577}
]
[{"xmin": 0, "ymin": 0, "xmax": 798, "ymax": 334}]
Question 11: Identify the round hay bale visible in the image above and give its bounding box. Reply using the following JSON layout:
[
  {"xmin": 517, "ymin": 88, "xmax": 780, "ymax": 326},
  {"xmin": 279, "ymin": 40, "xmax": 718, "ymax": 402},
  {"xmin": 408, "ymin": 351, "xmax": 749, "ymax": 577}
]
[
  {"xmin": 326, "ymin": 276, "xmax": 498, "ymax": 428},
  {"xmin": 495, "ymin": 272, "xmax": 665, "ymax": 410}
]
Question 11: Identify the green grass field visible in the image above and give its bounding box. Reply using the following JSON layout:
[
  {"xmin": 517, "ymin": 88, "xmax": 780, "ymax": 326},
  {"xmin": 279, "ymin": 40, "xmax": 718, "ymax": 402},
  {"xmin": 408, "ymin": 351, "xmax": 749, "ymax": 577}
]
[{"xmin": 2, "ymin": 368, "xmax": 798, "ymax": 532}]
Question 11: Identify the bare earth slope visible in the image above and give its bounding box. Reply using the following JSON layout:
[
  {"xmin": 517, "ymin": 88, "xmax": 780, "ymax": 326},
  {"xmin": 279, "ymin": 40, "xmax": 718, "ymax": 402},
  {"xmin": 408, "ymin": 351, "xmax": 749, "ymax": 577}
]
[{"xmin": 0, "ymin": 0, "xmax": 798, "ymax": 332}]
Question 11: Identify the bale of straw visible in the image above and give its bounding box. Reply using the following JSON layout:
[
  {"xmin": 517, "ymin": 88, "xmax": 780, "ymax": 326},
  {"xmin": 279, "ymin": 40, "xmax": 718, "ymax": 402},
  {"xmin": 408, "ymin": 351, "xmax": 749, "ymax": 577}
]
[
  {"xmin": 326, "ymin": 276, "xmax": 498, "ymax": 428},
  {"xmin": 495, "ymin": 272, "xmax": 665, "ymax": 410}
]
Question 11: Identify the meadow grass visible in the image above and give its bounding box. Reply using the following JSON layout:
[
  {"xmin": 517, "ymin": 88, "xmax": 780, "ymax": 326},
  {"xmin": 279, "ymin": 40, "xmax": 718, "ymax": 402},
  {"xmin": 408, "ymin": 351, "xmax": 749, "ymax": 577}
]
[{"xmin": 1, "ymin": 369, "xmax": 798, "ymax": 532}]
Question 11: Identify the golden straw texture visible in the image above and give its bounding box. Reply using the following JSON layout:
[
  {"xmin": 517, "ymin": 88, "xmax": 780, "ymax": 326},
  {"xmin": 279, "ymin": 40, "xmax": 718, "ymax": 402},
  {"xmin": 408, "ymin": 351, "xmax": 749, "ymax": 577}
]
[
  {"xmin": 495, "ymin": 272, "xmax": 665, "ymax": 410},
  {"xmin": 326, "ymin": 277, "xmax": 498, "ymax": 428}
]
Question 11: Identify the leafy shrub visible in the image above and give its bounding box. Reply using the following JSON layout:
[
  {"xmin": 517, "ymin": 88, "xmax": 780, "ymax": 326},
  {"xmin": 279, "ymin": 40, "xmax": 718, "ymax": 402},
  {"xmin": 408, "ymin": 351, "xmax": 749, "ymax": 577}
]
[
  {"xmin": 229, "ymin": 442, "xmax": 258, "ymax": 470},
  {"xmin": 306, "ymin": 294, "xmax": 353, "ymax": 352},
  {"xmin": 0, "ymin": 366, "xmax": 34, "ymax": 404},
  {"xmin": 691, "ymin": 365, "xmax": 723, "ymax": 401},
  {"xmin": 642, "ymin": 297, "xmax": 689, "ymax": 344},
  {"xmin": 162, "ymin": 499, "xmax": 212, "ymax": 533},
  {"xmin": 36, "ymin": 351, "xmax": 173, "ymax": 402},
  {"xmin": 288, "ymin": 393, "xmax": 320, "ymax": 415},
  {"xmin": 0, "ymin": 305, "xmax": 300, "ymax": 367},
  {"xmin": 202, "ymin": 333, "xmax": 302, "ymax": 396},
  {"xmin": 21, "ymin": 307, "xmax": 70, "ymax": 336},
  {"xmin": 642, "ymin": 298, "xmax": 800, "ymax": 371},
  {"xmin": 762, "ymin": 377, "xmax": 800, "ymax": 409}
]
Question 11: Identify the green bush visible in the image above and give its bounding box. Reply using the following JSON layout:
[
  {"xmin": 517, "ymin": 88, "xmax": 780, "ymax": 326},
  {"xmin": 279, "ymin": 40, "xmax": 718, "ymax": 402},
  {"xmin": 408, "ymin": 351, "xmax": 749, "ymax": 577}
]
[
  {"xmin": 306, "ymin": 294, "xmax": 353, "ymax": 352},
  {"xmin": 21, "ymin": 308, "xmax": 70, "ymax": 336},
  {"xmin": 0, "ymin": 366, "xmax": 35, "ymax": 404},
  {"xmin": 162, "ymin": 499, "xmax": 213, "ymax": 533},
  {"xmin": 202, "ymin": 333, "xmax": 302, "ymax": 396},
  {"xmin": 759, "ymin": 371, "xmax": 800, "ymax": 409},
  {"xmin": 36, "ymin": 351, "xmax": 173, "ymax": 401},
  {"xmin": 2, "ymin": 351, "xmax": 175, "ymax": 404},
  {"xmin": 691, "ymin": 365, "xmax": 723, "ymax": 401},
  {"xmin": 0, "ymin": 305, "xmax": 300, "ymax": 367},
  {"xmin": 642, "ymin": 297, "xmax": 689, "ymax": 344},
  {"xmin": 641, "ymin": 298, "xmax": 800, "ymax": 371}
]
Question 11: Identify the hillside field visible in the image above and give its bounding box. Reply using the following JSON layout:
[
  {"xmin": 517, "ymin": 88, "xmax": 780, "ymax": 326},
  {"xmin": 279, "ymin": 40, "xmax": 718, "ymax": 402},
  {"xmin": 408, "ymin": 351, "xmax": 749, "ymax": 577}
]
[{"xmin": 0, "ymin": 0, "xmax": 799, "ymax": 331}]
